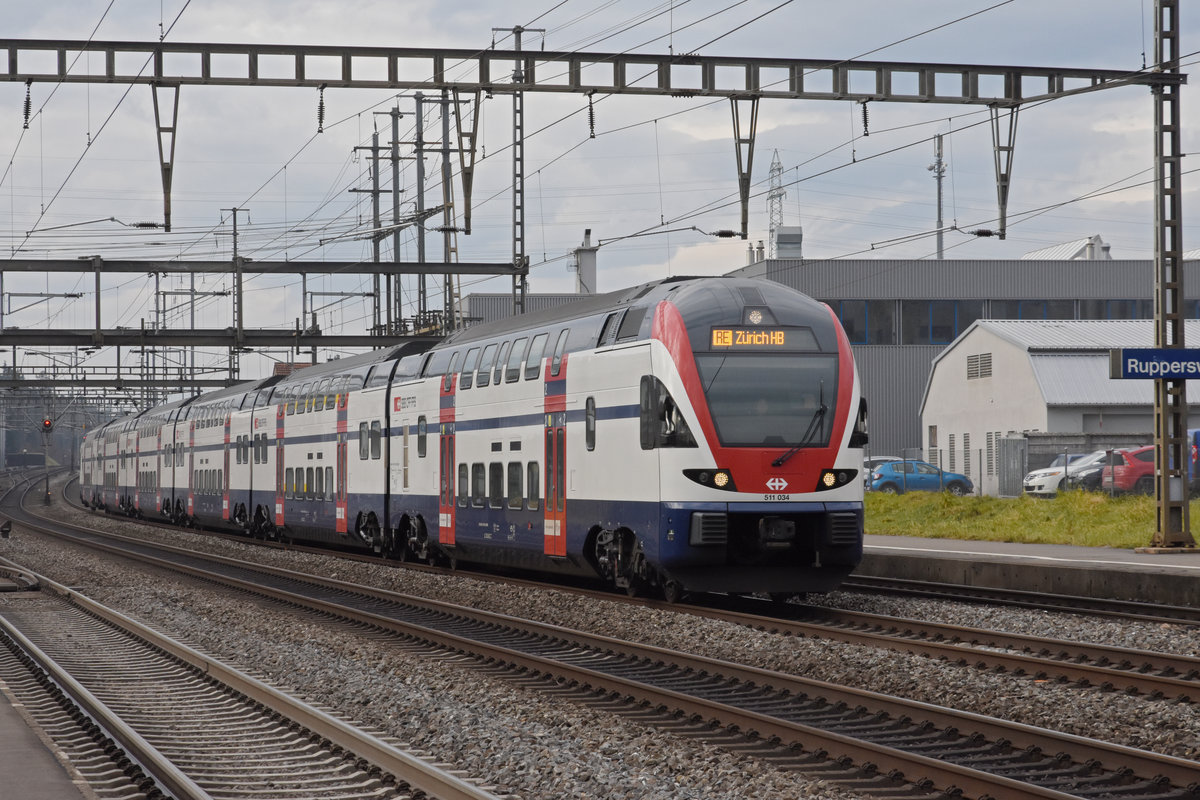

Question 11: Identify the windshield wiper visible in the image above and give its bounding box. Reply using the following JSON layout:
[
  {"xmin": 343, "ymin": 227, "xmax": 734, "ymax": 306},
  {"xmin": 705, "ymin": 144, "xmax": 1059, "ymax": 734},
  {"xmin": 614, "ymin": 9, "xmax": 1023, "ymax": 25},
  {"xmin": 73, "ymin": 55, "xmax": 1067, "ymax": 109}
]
[{"xmin": 773, "ymin": 379, "xmax": 827, "ymax": 467}]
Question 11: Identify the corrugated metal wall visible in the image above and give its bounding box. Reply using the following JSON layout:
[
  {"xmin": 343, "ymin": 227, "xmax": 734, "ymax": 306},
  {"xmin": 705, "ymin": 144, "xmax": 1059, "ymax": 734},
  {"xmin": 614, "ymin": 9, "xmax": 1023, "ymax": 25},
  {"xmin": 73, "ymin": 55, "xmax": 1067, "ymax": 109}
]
[
  {"xmin": 462, "ymin": 293, "xmax": 588, "ymax": 326},
  {"xmin": 853, "ymin": 345, "xmax": 941, "ymax": 456}
]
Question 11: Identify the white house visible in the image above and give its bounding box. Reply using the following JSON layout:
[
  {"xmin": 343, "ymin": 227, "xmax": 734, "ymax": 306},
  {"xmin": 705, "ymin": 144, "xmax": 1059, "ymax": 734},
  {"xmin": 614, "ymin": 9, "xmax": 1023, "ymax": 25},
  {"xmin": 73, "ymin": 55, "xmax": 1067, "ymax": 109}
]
[{"xmin": 920, "ymin": 319, "xmax": 1200, "ymax": 496}]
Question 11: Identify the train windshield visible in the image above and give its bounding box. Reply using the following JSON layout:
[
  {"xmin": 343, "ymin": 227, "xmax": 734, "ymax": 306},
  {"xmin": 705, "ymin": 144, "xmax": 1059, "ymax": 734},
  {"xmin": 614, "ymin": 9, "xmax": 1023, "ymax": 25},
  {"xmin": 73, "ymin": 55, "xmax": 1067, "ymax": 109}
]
[{"xmin": 694, "ymin": 353, "xmax": 838, "ymax": 447}]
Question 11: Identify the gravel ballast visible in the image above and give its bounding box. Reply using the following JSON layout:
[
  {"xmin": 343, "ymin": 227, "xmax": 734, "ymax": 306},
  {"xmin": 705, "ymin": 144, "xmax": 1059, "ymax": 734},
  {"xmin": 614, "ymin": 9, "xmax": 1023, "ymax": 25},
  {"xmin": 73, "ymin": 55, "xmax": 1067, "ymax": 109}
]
[{"xmin": 5, "ymin": 489, "xmax": 1200, "ymax": 798}]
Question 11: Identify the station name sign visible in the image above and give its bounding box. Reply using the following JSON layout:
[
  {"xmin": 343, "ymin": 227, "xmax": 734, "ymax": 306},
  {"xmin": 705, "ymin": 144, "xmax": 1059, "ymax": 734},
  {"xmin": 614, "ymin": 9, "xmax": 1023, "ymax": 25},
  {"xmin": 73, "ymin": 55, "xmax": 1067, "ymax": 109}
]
[{"xmin": 1109, "ymin": 348, "xmax": 1200, "ymax": 379}]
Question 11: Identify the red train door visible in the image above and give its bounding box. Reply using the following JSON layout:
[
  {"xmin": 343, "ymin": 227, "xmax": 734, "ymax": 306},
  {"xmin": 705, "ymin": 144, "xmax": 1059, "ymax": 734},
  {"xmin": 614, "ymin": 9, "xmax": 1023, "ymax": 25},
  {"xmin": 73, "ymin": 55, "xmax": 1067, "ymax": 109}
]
[
  {"xmin": 543, "ymin": 420, "xmax": 567, "ymax": 556},
  {"xmin": 543, "ymin": 353, "xmax": 568, "ymax": 557}
]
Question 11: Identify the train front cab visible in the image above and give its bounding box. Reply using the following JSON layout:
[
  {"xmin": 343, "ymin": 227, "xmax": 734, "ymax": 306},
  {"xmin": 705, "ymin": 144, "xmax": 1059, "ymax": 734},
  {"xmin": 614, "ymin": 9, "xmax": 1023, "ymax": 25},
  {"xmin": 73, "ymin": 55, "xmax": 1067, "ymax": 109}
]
[{"xmin": 631, "ymin": 282, "xmax": 867, "ymax": 597}]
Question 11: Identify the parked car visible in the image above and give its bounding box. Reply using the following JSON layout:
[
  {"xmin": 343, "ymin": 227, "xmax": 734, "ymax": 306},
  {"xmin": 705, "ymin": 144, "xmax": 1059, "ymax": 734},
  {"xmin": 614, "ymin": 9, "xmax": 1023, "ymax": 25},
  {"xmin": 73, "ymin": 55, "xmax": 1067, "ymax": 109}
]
[
  {"xmin": 1058, "ymin": 450, "xmax": 1120, "ymax": 492},
  {"xmin": 1022, "ymin": 451, "xmax": 1104, "ymax": 497},
  {"xmin": 868, "ymin": 460, "xmax": 973, "ymax": 495},
  {"xmin": 863, "ymin": 455, "xmax": 902, "ymax": 487},
  {"xmin": 1100, "ymin": 445, "xmax": 1156, "ymax": 494}
]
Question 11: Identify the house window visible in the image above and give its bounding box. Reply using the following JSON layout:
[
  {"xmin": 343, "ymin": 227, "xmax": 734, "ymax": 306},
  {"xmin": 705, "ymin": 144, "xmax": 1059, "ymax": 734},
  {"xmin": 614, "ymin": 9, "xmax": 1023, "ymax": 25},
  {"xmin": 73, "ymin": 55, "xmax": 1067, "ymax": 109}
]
[{"xmin": 948, "ymin": 434, "xmax": 956, "ymax": 471}]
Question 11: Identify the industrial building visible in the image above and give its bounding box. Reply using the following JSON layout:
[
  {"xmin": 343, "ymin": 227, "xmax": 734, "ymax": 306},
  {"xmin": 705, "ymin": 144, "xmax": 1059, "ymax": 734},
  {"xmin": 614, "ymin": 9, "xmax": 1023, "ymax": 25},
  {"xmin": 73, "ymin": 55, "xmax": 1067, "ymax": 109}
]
[{"xmin": 919, "ymin": 319, "xmax": 1200, "ymax": 496}]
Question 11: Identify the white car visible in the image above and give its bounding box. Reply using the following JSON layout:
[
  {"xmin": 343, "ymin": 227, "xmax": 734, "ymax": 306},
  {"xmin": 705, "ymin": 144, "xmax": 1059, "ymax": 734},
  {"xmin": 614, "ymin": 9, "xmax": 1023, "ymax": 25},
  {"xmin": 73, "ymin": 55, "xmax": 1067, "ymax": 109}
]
[{"xmin": 1022, "ymin": 451, "xmax": 1105, "ymax": 497}]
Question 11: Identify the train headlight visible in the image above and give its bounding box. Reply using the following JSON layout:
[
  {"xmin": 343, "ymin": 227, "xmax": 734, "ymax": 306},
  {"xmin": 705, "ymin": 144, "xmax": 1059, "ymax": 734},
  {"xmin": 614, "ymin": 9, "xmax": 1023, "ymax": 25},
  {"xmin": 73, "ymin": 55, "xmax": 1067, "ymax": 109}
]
[
  {"xmin": 816, "ymin": 469, "xmax": 857, "ymax": 491},
  {"xmin": 683, "ymin": 469, "xmax": 738, "ymax": 491}
]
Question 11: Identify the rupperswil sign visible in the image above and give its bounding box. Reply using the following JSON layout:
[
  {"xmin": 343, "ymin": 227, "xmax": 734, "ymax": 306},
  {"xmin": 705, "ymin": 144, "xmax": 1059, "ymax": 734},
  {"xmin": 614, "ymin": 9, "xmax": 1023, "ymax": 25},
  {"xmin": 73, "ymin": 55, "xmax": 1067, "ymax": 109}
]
[{"xmin": 1109, "ymin": 348, "xmax": 1200, "ymax": 379}]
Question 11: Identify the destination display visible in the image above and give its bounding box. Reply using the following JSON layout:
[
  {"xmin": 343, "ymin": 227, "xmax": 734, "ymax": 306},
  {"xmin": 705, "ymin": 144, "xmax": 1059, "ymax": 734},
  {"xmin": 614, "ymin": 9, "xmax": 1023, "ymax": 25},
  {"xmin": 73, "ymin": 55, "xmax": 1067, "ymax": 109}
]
[{"xmin": 711, "ymin": 327, "xmax": 789, "ymax": 348}]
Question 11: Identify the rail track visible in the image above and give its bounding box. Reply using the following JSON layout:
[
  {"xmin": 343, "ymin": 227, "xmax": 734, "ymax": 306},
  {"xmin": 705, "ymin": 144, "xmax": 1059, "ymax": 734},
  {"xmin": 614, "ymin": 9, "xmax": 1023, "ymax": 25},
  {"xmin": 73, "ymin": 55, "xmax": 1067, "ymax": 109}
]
[
  {"xmin": 0, "ymin": 476, "xmax": 510, "ymax": 800},
  {"xmin": 16, "ymin": 494, "xmax": 1200, "ymax": 800},
  {"xmin": 839, "ymin": 574, "xmax": 1200, "ymax": 625},
  {"xmin": 0, "ymin": 569, "xmax": 512, "ymax": 800}
]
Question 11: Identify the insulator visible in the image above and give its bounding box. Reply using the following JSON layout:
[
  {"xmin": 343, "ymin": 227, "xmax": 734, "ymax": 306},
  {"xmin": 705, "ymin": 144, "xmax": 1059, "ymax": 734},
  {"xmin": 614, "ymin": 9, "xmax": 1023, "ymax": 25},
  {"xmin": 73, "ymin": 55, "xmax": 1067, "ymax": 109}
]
[
  {"xmin": 23, "ymin": 79, "xmax": 32, "ymax": 130},
  {"xmin": 587, "ymin": 95, "xmax": 595, "ymax": 139},
  {"xmin": 317, "ymin": 85, "xmax": 326, "ymax": 134},
  {"xmin": 861, "ymin": 101, "xmax": 869, "ymax": 137}
]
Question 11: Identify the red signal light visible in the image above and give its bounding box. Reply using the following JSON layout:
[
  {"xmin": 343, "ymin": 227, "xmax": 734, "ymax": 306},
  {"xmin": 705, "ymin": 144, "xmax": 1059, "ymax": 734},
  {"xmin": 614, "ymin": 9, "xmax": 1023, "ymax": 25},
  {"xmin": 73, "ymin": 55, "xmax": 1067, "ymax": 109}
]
[{"xmin": 41, "ymin": 418, "xmax": 53, "ymax": 432}]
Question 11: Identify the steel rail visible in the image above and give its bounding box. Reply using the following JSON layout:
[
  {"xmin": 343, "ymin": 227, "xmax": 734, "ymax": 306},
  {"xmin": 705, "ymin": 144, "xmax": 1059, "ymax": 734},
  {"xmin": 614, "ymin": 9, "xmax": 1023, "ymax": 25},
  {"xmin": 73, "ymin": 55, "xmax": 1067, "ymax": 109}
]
[
  {"xmin": 0, "ymin": 615, "xmax": 214, "ymax": 800},
  {"xmin": 25, "ymin": 514, "xmax": 1200, "ymax": 798},
  {"xmin": 30, "ymin": 571, "xmax": 506, "ymax": 800},
  {"xmin": 840, "ymin": 575, "xmax": 1200, "ymax": 624}
]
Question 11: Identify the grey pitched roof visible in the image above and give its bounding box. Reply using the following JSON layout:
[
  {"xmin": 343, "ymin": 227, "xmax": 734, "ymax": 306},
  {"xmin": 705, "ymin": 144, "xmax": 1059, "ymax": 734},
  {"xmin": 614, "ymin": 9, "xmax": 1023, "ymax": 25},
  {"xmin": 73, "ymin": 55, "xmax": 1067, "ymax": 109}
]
[
  {"xmin": 969, "ymin": 319, "xmax": 1200, "ymax": 351},
  {"xmin": 923, "ymin": 319, "xmax": 1200, "ymax": 414},
  {"xmin": 1027, "ymin": 354, "xmax": 1200, "ymax": 405}
]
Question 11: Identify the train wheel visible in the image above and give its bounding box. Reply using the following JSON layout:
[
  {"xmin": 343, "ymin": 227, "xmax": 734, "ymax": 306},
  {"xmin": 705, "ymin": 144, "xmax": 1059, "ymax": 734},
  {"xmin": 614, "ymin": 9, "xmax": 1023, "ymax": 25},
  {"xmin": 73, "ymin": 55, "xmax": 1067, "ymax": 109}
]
[{"xmin": 661, "ymin": 577, "xmax": 685, "ymax": 604}]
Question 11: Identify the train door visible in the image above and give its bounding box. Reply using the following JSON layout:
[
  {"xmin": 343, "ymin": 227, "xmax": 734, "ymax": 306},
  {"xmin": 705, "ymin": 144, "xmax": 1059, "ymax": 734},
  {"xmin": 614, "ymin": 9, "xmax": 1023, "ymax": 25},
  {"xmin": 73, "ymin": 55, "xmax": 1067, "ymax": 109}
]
[
  {"xmin": 543, "ymin": 351, "xmax": 569, "ymax": 557},
  {"xmin": 275, "ymin": 403, "xmax": 286, "ymax": 528},
  {"xmin": 222, "ymin": 414, "xmax": 231, "ymax": 521},
  {"xmin": 335, "ymin": 391, "xmax": 348, "ymax": 534},
  {"xmin": 438, "ymin": 428, "xmax": 455, "ymax": 546},
  {"xmin": 438, "ymin": 364, "xmax": 458, "ymax": 547},
  {"xmin": 186, "ymin": 420, "xmax": 195, "ymax": 518},
  {"xmin": 543, "ymin": 419, "xmax": 567, "ymax": 556}
]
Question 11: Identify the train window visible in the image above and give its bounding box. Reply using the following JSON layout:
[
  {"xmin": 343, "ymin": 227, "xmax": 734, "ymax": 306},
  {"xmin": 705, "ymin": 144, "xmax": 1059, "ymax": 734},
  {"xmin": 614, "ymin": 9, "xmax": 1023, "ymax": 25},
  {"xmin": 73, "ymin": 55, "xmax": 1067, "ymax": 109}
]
[
  {"xmin": 471, "ymin": 463, "xmax": 485, "ymax": 506},
  {"xmin": 314, "ymin": 380, "xmax": 327, "ymax": 412},
  {"xmin": 616, "ymin": 307, "xmax": 646, "ymax": 341},
  {"xmin": 488, "ymin": 462, "xmax": 504, "ymax": 507},
  {"xmin": 550, "ymin": 329, "xmax": 570, "ymax": 376},
  {"xmin": 525, "ymin": 333, "xmax": 548, "ymax": 380},
  {"xmin": 325, "ymin": 467, "xmax": 334, "ymax": 501},
  {"xmin": 315, "ymin": 466, "xmax": 323, "ymax": 500},
  {"xmin": 457, "ymin": 464, "xmax": 469, "ymax": 507},
  {"xmin": 302, "ymin": 467, "xmax": 311, "ymax": 500},
  {"xmin": 460, "ymin": 347, "xmax": 480, "ymax": 390},
  {"xmin": 493, "ymin": 341, "xmax": 512, "ymax": 385},
  {"xmin": 585, "ymin": 396, "xmax": 596, "ymax": 451},
  {"xmin": 598, "ymin": 311, "xmax": 621, "ymax": 346},
  {"xmin": 325, "ymin": 379, "xmax": 337, "ymax": 408},
  {"xmin": 443, "ymin": 351, "xmax": 462, "ymax": 392},
  {"xmin": 505, "ymin": 337, "xmax": 529, "ymax": 383},
  {"xmin": 417, "ymin": 416, "xmax": 427, "ymax": 458},
  {"xmin": 507, "ymin": 462, "xmax": 523, "ymax": 508},
  {"xmin": 370, "ymin": 421, "xmax": 382, "ymax": 460},
  {"xmin": 551, "ymin": 429, "xmax": 563, "ymax": 512},
  {"xmin": 359, "ymin": 422, "xmax": 370, "ymax": 460},
  {"xmin": 218, "ymin": 469, "xmax": 223, "ymax": 493},
  {"xmin": 476, "ymin": 343, "xmax": 497, "ymax": 387}
]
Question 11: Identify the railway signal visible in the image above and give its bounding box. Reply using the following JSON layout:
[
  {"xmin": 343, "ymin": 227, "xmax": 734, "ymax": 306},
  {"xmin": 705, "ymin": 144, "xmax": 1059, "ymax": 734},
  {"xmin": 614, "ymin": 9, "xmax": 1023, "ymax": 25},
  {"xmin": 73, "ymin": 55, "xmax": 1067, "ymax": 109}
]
[{"xmin": 41, "ymin": 417, "xmax": 53, "ymax": 432}]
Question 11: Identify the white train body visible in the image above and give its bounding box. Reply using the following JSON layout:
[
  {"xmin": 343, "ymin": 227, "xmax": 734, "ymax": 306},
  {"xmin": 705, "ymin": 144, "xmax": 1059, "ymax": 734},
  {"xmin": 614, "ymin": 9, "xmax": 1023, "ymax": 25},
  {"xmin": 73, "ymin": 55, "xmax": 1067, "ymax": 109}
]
[{"xmin": 81, "ymin": 276, "xmax": 868, "ymax": 598}]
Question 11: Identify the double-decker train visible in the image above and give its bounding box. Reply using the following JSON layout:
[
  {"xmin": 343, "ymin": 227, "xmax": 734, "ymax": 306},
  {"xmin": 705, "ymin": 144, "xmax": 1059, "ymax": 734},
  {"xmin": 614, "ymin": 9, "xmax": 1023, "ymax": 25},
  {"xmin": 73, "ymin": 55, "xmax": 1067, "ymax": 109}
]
[{"xmin": 80, "ymin": 275, "xmax": 868, "ymax": 600}]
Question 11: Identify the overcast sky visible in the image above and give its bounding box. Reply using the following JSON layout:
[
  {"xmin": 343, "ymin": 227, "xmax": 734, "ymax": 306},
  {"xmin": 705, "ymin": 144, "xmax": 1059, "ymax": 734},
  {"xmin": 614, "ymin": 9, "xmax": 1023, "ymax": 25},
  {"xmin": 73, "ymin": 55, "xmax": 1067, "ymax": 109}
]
[{"xmin": 2, "ymin": 1, "xmax": 1196, "ymax": 378}]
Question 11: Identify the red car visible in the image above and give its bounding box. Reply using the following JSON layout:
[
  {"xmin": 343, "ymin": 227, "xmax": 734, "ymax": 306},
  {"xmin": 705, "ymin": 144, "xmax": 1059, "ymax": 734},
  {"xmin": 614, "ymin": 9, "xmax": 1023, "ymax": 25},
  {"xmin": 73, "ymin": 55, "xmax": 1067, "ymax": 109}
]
[{"xmin": 1100, "ymin": 445, "xmax": 1155, "ymax": 494}]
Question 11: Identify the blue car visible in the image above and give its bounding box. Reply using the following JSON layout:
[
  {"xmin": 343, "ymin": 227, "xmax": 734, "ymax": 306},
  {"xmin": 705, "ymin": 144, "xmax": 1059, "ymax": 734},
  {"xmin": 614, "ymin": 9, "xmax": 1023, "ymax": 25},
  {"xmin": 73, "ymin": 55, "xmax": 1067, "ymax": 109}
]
[{"xmin": 868, "ymin": 460, "xmax": 974, "ymax": 495}]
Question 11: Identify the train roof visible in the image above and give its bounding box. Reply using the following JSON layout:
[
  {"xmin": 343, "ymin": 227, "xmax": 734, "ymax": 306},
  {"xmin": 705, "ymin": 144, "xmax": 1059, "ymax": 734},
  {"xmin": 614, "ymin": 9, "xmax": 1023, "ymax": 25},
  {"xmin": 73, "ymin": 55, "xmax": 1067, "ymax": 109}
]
[
  {"xmin": 272, "ymin": 337, "xmax": 441, "ymax": 385},
  {"xmin": 189, "ymin": 374, "xmax": 283, "ymax": 407},
  {"xmin": 440, "ymin": 275, "xmax": 706, "ymax": 347}
]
